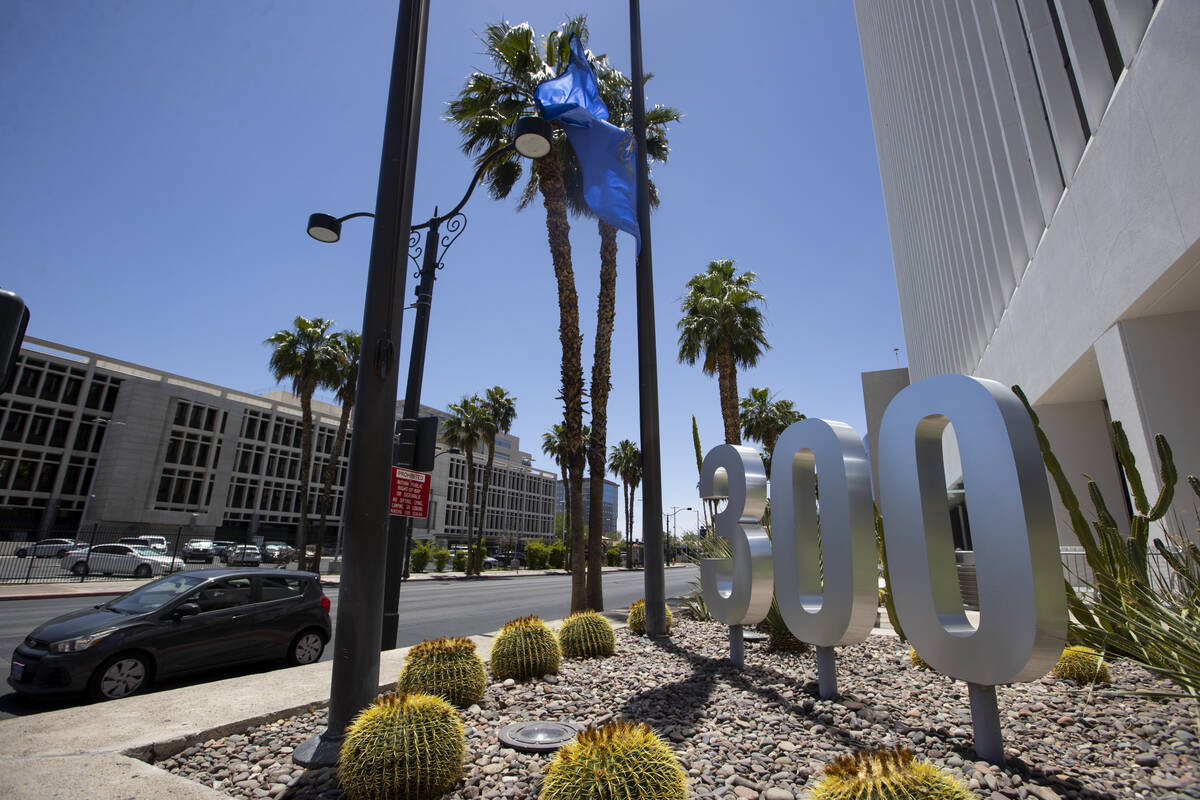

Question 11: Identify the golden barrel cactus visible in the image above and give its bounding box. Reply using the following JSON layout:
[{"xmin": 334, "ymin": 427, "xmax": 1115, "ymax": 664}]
[
  {"xmin": 810, "ymin": 747, "xmax": 972, "ymax": 800},
  {"xmin": 490, "ymin": 616, "xmax": 561, "ymax": 681},
  {"xmin": 539, "ymin": 721, "xmax": 687, "ymax": 800},
  {"xmin": 1052, "ymin": 645, "xmax": 1111, "ymax": 684},
  {"xmin": 398, "ymin": 637, "xmax": 487, "ymax": 708},
  {"xmin": 627, "ymin": 599, "xmax": 673, "ymax": 636},
  {"xmin": 558, "ymin": 611, "xmax": 616, "ymax": 658},
  {"xmin": 339, "ymin": 692, "xmax": 465, "ymax": 800}
]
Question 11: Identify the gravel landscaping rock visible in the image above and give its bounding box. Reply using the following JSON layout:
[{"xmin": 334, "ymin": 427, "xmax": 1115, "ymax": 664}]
[{"xmin": 160, "ymin": 619, "xmax": 1199, "ymax": 799}]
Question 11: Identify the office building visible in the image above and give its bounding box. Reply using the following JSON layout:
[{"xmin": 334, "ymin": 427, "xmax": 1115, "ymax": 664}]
[
  {"xmin": 0, "ymin": 338, "xmax": 556, "ymax": 547},
  {"xmin": 855, "ymin": 1, "xmax": 1200, "ymax": 542},
  {"xmin": 555, "ymin": 477, "xmax": 619, "ymax": 537}
]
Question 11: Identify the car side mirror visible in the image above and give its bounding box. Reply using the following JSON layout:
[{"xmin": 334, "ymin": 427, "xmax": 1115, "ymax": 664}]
[{"xmin": 174, "ymin": 602, "xmax": 201, "ymax": 618}]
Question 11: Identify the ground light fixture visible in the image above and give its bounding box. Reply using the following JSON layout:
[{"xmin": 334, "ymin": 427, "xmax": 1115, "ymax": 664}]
[{"xmin": 497, "ymin": 720, "xmax": 581, "ymax": 753}]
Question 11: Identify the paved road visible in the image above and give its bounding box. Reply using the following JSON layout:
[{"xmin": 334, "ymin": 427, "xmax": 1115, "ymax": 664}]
[{"xmin": 0, "ymin": 566, "xmax": 697, "ymax": 718}]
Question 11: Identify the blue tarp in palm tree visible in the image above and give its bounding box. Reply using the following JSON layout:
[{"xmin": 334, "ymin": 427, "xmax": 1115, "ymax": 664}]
[{"xmin": 535, "ymin": 34, "xmax": 640, "ymax": 249}]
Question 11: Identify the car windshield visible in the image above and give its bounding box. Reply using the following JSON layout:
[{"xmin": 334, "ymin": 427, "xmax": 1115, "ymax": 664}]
[
  {"xmin": 105, "ymin": 573, "xmax": 208, "ymax": 614},
  {"xmin": 130, "ymin": 546, "xmax": 162, "ymax": 556}
]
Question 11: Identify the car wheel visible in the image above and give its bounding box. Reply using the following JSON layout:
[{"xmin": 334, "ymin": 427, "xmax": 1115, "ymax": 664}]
[
  {"xmin": 88, "ymin": 653, "xmax": 151, "ymax": 701},
  {"xmin": 287, "ymin": 629, "xmax": 325, "ymax": 665},
  {"xmin": 55, "ymin": 548, "xmax": 68, "ymax": 558},
  {"xmin": 134, "ymin": 564, "xmax": 152, "ymax": 579},
  {"xmin": 15, "ymin": 548, "xmax": 27, "ymax": 559},
  {"xmin": 71, "ymin": 561, "xmax": 89, "ymax": 577}
]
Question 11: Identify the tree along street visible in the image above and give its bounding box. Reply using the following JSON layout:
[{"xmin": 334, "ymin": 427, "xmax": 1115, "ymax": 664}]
[{"xmin": 0, "ymin": 566, "xmax": 697, "ymax": 719}]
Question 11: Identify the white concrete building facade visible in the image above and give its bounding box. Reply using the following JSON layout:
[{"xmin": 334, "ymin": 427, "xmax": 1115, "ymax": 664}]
[{"xmin": 855, "ymin": 1, "xmax": 1200, "ymax": 541}]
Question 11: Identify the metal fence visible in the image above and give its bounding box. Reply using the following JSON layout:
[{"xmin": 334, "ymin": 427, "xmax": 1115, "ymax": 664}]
[{"xmin": 0, "ymin": 523, "xmax": 232, "ymax": 584}]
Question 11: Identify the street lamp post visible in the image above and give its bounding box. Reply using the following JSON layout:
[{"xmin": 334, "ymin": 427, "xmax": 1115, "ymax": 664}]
[
  {"xmin": 307, "ymin": 118, "xmax": 552, "ymax": 652},
  {"xmin": 665, "ymin": 505, "xmax": 692, "ymax": 565}
]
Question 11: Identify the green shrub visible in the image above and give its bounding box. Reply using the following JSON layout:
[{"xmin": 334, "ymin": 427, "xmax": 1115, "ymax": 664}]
[
  {"xmin": 539, "ymin": 721, "xmax": 687, "ymax": 800},
  {"xmin": 679, "ymin": 580, "xmax": 713, "ymax": 621},
  {"xmin": 526, "ymin": 541, "xmax": 549, "ymax": 570},
  {"xmin": 810, "ymin": 746, "xmax": 971, "ymax": 800},
  {"xmin": 490, "ymin": 616, "xmax": 560, "ymax": 681},
  {"xmin": 398, "ymin": 637, "xmax": 486, "ymax": 707},
  {"xmin": 627, "ymin": 599, "xmax": 672, "ymax": 636},
  {"xmin": 409, "ymin": 543, "xmax": 431, "ymax": 574},
  {"xmin": 558, "ymin": 611, "xmax": 616, "ymax": 658},
  {"xmin": 339, "ymin": 692, "xmax": 464, "ymax": 800},
  {"xmin": 432, "ymin": 548, "xmax": 450, "ymax": 572},
  {"xmin": 547, "ymin": 541, "xmax": 566, "ymax": 569},
  {"xmin": 605, "ymin": 546, "xmax": 621, "ymax": 567},
  {"xmin": 452, "ymin": 550, "xmax": 467, "ymax": 572},
  {"xmin": 1052, "ymin": 645, "xmax": 1111, "ymax": 684}
]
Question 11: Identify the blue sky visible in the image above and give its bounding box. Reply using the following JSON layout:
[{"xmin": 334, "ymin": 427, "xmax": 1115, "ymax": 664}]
[{"xmin": 1, "ymin": 1, "xmax": 904, "ymax": 539}]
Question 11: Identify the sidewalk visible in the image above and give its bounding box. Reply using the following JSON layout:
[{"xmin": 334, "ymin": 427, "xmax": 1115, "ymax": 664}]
[{"xmin": 0, "ymin": 564, "xmax": 687, "ymax": 602}]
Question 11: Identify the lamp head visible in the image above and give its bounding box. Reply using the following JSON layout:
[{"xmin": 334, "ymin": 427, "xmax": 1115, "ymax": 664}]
[
  {"xmin": 307, "ymin": 213, "xmax": 341, "ymax": 243},
  {"xmin": 513, "ymin": 116, "xmax": 552, "ymax": 160}
]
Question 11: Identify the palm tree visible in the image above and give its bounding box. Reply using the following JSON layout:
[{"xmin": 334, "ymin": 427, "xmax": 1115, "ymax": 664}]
[
  {"xmin": 266, "ymin": 316, "xmax": 337, "ymax": 571},
  {"xmin": 608, "ymin": 439, "xmax": 642, "ymax": 569},
  {"xmin": 739, "ymin": 386, "xmax": 805, "ymax": 471},
  {"xmin": 677, "ymin": 260, "xmax": 770, "ymax": 445},
  {"xmin": 448, "ymin": 17, "xmax": 590, "ymax": 611},
  {"xmin": 313, "ymin": 331, "xmax": 361, "ymax": 570},
  {"xmin": 441, "ymin": 396, "xmax": 486, "ymax": 571},
  {"xmin": 474, "ymin": 386, "xmax": 517, "ymax": 575},
  {"xmin": 555, "ymin": 44, "xmax": 679, "ymax": 610}
]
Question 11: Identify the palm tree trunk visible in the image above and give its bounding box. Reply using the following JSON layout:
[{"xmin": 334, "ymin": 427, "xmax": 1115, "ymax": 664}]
[
  {"xmin": 313, "ymin": 402, "xmax": 352, "ymax": 571},
  {"xmin": 624, "ymin": 482, "xmax": 633, "ymax": 569},
  {"xmin": 475, "ymin": 442, "xmax": 497, "ymax": 575},
  {"xmin": 560, "ymin": 462, "xmax": 570, "ymax": 571},
  {"xmin": 585, "ymin": 220, "xmax": 619, "ymax": 610},
  {"xmin": 536, "ymin": 150, "xmax": 586, "ymax": 613},
  {"xmin": 716, "ymin": 344, "xmax": 741, "ymax": 445},
  {"xmin": 297, "ymin": 392, "xmax": 315, "ymax": 571}
]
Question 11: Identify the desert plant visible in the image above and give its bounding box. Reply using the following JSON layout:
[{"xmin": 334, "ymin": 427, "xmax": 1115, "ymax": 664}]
[
  {"xmin": 490, "ymin": 616, "xmax": 561, "ymax": 681},
  {"xmin": 558, "ymin": 611, "xmax": 616, "ymax": 658},
  {"xmin": 397, "ymin": 637, "xmax": 487, "ymax": 708},
  {"xmin": 874, "ymin": 503, "xmax": 905, "ymax": 641},
  {"xmin": 679, "ymin": 580, "xmax": 713, "ymax": 621},
  {"xmin": 409, "ymin": 543, "xmax": 431, "ymax": 574},
  {"xmin": 809, "ymin": 746, "xmax": 971, "ymax": 800},
  {"xmin": 433, "ymin": 548, "xmax": 451, "ymax": 573},
  {"xmin": 758, "ymin": 594, "xmax": 810, "ymax": 653},
  {"xmin": 628, "ymin": 598, "xmax": 672, "ymax": 636},
  {"xmin": 339, "ymin": 692, "xmax": 465, "ymax": 800},
  {"xmin": 1015, "ymin": 386, "xmax": 1200, "ymax": 702},
  {"xmin": 908, "ymin": 648, "xmax": 931, "ymax": 670},
  {"xmin": 1052, "ymin": 645, "xmax": 1111, "ymax": 684},
  {"xmin": 539, "ymin": 721, "xmax": 687, "ymax": 800}
]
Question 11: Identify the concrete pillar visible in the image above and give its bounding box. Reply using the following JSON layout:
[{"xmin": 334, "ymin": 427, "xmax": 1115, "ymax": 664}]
[
  {"xmin": 862, "ymin": 367, "xmax": 911, "ymax": 499},
  {"xmin": 1095, "ymin": 311, "xmax": 1200, "ymax": 536}
]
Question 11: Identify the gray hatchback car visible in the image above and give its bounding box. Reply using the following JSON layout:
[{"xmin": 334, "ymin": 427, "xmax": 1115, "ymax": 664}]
[{"xmin": 8, "ymin": 568, "xmax": 330, "ymax": 702}]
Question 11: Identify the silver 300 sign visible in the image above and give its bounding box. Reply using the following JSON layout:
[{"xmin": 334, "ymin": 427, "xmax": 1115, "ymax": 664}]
[{"xmin": 698, "ymin": 374, "xmax": 1068, "ymax": 762}]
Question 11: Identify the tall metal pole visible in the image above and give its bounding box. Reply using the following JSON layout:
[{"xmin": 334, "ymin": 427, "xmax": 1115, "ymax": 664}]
[
  {"xmin": 629, "ymin": 0, "xmax": 667, "ymax": 637},
  {"xmin": 381, "ymin": 218, "xmax": 440, "ymax": 649},
  {"xmin": 294, "ymin": 0, "xmax": 429, "ymax": 768}
]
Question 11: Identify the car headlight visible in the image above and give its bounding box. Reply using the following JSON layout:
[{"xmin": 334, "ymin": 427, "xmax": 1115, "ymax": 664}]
[{"xmin": 49, "ymin": 630, "xmax": 114, "ymax": 653}]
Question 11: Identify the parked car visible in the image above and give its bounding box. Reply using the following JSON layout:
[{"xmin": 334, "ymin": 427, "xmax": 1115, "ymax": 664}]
[
  {"xmin": 211, "ymin": 541, "xmax": 237, "ymax": 558},
  {"xmin": 7, "ymin": 568, "xmax": 331, "ymax": 701},
  {"xmin": 481, "ymin": 556, "xmax": 500, "ymax": 569},
  {"xmin": 262, "ymin": 543, "xmax": 293, "ymax": 565},
  {"xmin": 13, "ymin": 538, "xmax": 83, "ymax": 559},
  {"xmin": 60, "ymin": 544, "xmax": 180, "ymax": 578},
  {"xmin": 138, "ymin": 535, "xmax": 169, "ymax": 553},
  {"xmin": 224, "ymin": 545, "xmax": 262, "ymax": 567},
  {"xmin": 182, "ymin": 539, "xmax": 216, "ymax": 564},
  {"xmin": 118, "ymin": 537, "xmax": 155, "ymax": 550},
  {"xmin": 495, "ymin": 551, "xmax": 524, "ymax": 568}
]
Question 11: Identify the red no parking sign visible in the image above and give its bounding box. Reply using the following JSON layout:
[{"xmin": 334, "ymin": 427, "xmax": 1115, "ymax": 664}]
[{"xmin": 389, "ymin": 467, "xmax": 431, "ymax": 518}]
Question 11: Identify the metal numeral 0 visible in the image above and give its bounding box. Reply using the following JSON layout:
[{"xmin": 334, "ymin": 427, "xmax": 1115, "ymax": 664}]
[
  {"xmin": 877, "ymin": 374, "xmax": 1067, "ymax": 762},
  {"xmin": 771, "ymin": 419, "xmax": 878, "ymax": 696},
  {"xmin": 698, "ymin": 444, "xmax": 773, "ymax": 661}
]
